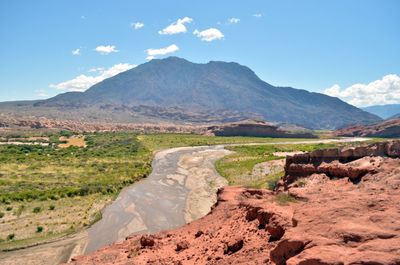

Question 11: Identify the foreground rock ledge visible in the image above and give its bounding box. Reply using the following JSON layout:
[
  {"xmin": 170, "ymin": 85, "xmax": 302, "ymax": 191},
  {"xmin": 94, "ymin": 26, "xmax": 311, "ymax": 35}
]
[{"xmin": 68, "ymin": 145, "xmax": 400, "ymax": 265}]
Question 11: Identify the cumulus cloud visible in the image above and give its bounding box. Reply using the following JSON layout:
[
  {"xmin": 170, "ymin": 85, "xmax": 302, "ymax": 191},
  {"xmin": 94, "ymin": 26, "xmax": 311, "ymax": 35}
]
[
  {"xmin": 94, "ymin": 45, "xmax": 118, "ymax": 55},
  {"xmin": 193, "ymin": 28, "xmax": 224, "ymax": 42},
  {"xmin": 49, "ymin": 63, "xmax": 135, "ymax": 92},
  {"xmin": 253, "ymin": 13, "xmax": 262, "ymax": 18},
  {"xmin": 146, "ymin": 44, "xmax": 179, "ymax": 60},
  {"xmin": 228, "ymin": 18, "xmax": 240, "ymax": 24},
  {"xmin": 72, "ymin": 48, "xmax": 80, "ymax": 56},
  {"xmin": 158, "ymin": 17, "xmax": 193, "ymax": 35},
  {"xmin": 131, "ymin": 22, "xmax": 144, "ymax": 30},
  {"xmin": 324, "ymin": 74, "xmax": 400, "ymax": 107}
]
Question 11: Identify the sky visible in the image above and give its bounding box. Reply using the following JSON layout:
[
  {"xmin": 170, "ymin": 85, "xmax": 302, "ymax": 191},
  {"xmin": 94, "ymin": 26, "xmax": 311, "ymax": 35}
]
[{"xmin": 0, "ymin": 0, "xmax": 399, "ymax": 107}]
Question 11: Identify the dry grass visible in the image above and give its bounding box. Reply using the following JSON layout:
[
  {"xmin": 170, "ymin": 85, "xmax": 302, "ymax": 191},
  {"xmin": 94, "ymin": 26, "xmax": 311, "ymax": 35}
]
[
  {"xmin": 58, "ymin": 135, "xmax": 86, "ymax": 148},
  {"xmin": 0, "ymin": 194, "xmax": 112, "ymax": 250}
]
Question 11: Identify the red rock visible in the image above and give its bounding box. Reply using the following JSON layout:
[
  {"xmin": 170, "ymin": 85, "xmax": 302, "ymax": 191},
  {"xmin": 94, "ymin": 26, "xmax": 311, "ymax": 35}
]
[
  {"xmin": 175, "ymin": 240, "xmax": 190, "ymax": 252},
  {"xmin": 224, "ymin": 237, "xmax": 244, "ymax": 254},
  {"xmin": 139, "ymin": 235, "xmax": 155, "ymax": 248}
]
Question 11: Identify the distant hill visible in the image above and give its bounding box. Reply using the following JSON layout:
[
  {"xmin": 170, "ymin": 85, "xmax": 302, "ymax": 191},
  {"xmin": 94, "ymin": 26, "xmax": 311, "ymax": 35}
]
[
  {"xmin": 389, "ymin": 113, "xmax": 400, "ymax": 120},
  {"xmin": 335, "ymin": 118, "xmax": 400, "ymax": 138},
  {"xmin": 362, "ymin": 104, "xmax": 400, "ymax": 119},
  {"xmin": 3, "ymin": 57, "xmax": 381, "ymax": 129}
]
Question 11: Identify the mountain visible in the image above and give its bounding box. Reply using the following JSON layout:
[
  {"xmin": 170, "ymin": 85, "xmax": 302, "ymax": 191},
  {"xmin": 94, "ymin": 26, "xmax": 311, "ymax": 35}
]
[
  {"xmin": 7, "ymin": 57, "xmax": 381, "ymax": 129},
  {"xmin": 361, "ymin": 104, "xmax": 400, "ymax": 119}
]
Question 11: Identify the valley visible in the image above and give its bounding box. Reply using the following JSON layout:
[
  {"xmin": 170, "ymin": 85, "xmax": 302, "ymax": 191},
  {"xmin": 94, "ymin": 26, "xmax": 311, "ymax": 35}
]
[{"xmin": 0, "ymin": 132, "xmax": 373, "ymax": 264}]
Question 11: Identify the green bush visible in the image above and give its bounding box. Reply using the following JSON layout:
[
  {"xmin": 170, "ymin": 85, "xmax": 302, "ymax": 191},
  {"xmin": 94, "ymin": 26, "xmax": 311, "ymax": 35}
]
[
  {"xmin": 275, "ymin": 193, "xmax": 297, "ymax": 205},
  {"xmin": 32, "ymin": 206, "xmax": 41, "ymax": 213},
  {"xmin": 49, "ymin": 205, "xmax": 55, "ymax": 210},
  {"xmin": 7, "ymin": 233, "xmax": 15, "ymax": 240},
  {"xmin": 36, "ymin": 226, "xmax": 44, "ymax": 233},
  {"xmin": 0, "ymin": 212, "xmax": 4, "ymax": 218},
  {"xmin": 6, "ymin": 206, "xmax": 12, "ymax": 211}
]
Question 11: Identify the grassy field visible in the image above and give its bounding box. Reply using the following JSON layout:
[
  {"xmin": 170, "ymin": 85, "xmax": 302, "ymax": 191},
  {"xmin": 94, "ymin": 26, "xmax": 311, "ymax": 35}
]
[{"xmin": 0, "ymin": 132, "xmax": 152, "ymax": 250}]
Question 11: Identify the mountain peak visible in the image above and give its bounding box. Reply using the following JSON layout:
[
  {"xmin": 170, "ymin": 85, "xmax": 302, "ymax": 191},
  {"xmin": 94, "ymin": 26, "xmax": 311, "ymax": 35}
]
[{"xmin": 37, "ymin": 57, "xmax": 381, "ymax": 129}]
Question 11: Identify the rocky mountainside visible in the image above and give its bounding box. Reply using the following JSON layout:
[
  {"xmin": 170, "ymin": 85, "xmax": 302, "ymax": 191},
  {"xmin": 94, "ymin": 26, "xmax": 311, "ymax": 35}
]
[
  {"xmin": 21, "ymin": 57, "xmax": 379, "ymax": 129},
  {"xmin": 67, "ymin": 141, "xmax": 400, "ymax": 265},
  {"xmin": 362, "ymin": 104, "xmax": 400, "ymax": 119},
  {"xmin": 335, "ymin": 118, "xmax": 400, "ymax": 137}
]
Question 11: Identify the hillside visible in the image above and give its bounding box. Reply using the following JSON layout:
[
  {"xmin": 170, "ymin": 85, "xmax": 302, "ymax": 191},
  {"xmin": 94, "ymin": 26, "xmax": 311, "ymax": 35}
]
[
  {"xmin": 3, "ymin": 57, "xmax": 380, "ymax": 129},
  {"xmin": 362, "ymin": 104, "xmax": 400, "ymax": 119},
  {"xmin": 335, "ymin": 118, "xmax": 400, "ymax": 137}
]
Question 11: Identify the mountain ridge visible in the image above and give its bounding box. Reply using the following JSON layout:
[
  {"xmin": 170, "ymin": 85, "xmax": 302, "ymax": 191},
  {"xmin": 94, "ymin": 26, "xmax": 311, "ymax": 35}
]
[
  {"xmin": 7, "ymin": 57, "xmax": 381, "ymax": 129},
  {"xmin": 362, "ymin": 104, "xmax": 400, "ymax": 119}
]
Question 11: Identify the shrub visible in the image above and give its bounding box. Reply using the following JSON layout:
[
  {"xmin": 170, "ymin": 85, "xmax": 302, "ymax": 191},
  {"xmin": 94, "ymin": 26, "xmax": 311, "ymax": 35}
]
[
  {"xmin": 36, "ymin": 226, "xmax": 44, "ymax": 233},
  {"xmin": 33, "ymin": 206, "xmax": 41, "ymax": 213},
  {"xmin": 6, "ymin": 206, "xmax": 12, "ymax": 211},
  {"xmin": 294, "ymin": 178, "xmax": 308, "ymax": 187},
  {"xmin": 49, "ymin": 205, "xmax": 55, "ymax": 210},
  {"xmin": 7, "ymin": 233, "xmax": 15, "ymax": 240},
  {"xmin": 275, "ymin": 193, "xmax": 297, "ymax": 205},
  {"xmin": 0, "ymin": 212, "xmax": 4, "ymax": 218},
  {"xmin": 16, "ymin": 205, "xmax": 25, "ymax": 216}
]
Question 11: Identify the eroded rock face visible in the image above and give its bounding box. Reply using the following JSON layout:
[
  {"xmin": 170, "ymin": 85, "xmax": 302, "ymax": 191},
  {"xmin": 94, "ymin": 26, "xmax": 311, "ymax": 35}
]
[
  {"xmin": 67, "ymin": 144, "xmax": 400, "ymax": 265},
  {"xmin": 283, "ymin": 141, "xmax": 400, "ymax": 187},
  {"xmin": 334, "ymin": 118, "xmax": 400, "ymax": 138}
]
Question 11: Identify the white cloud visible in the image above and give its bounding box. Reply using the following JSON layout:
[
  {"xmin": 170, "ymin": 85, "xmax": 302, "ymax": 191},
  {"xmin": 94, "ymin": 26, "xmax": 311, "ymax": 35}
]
[
  {"xmin": 146, "ymin": 44, "xmax": 179, "ymax": 60},
  {"xmin": 253, "ymin": 13, "xmax": 262, "ymax": 18},
  {"xmin": 193, "ymin": 28, "xmax": 224, "ymax": 42},
  {"xmin": 94, "ymin": 45, "xmax": 118, "ymax": 55},
  {"xmin": 158, "ymin": 17, "xmax": 193, "ymax": 35},
  {"xmin": 49, "ymin": 63, "xmax": 136, "ymax": 92},
  {"xmin": 324, "ymin": 74, "xmax": 400, "ymax": 107},
  {"xmin": 35, "ymin": 89, "xmax": 49, "ymax": 98},
  {"xmin": 228, "ymin": 18, "xmax": 240, "ymax": 24},
  {"xmin": 131, "ymin": 22, "xmax": 144, "ymax": 30},
  {"xmin": 72, "ymin": 48, "xmax": 80, "ymax": 56}
]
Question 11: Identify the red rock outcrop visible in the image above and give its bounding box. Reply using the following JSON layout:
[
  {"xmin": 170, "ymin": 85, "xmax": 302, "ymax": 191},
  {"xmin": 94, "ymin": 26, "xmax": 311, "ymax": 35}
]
[
  {"xmin": 68, "ymin": 142, "xmax": 400, "ymax": 265},
  {"xmin": 282, "ymin": 140, "xmax": 400, "ymax": 187}
]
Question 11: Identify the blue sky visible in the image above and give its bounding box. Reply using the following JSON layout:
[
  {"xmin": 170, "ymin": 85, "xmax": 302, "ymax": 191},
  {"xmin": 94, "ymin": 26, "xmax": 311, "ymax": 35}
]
[{"xmin": 0, "ymin": 0, "xmax": 399, "ymax": 107}]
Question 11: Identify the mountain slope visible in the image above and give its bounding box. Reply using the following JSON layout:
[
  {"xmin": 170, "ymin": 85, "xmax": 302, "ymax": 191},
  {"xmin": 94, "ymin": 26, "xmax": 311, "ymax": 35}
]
[
  {"xmin": 362, "ymin": 104, "xmax": 400, "ymax": 119},
  {"xmin": 335, "ymin": 118, "xmax": 400, "ymax": 137},
  {"xmin": 34, "ymin": 57, "xmax": 380, "ymax": 129}
]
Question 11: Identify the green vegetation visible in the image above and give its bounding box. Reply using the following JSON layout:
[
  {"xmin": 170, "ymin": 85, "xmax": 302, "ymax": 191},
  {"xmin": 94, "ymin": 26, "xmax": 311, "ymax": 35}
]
[
  {"xmin": 0, "ymin": 132, "xmax": 151, "ymax": 203},
  {"xmin": 7, "ymin": 234, "xmax": 15, "ymax": 241},
  {"xmin": 275, "ymin": 193, "xmax": 297, "ymax": 205},
  {"xmin": 0, "ymin": 131, "xmax": 152, "ymax": 250},
  {"xmin": 32, "ymin": 206, "xmax": 41, "ymax": 213},
  {"xmin": 294, "ymin": 178, "xmax": 308, "ymax": 187},
  {"xmin": 0, "ymin": 212, "xmax": 4, "ymax": 218},
  {"xmin": 138, "ymin": 133, "xmax": 315, "ymax": 152}
]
